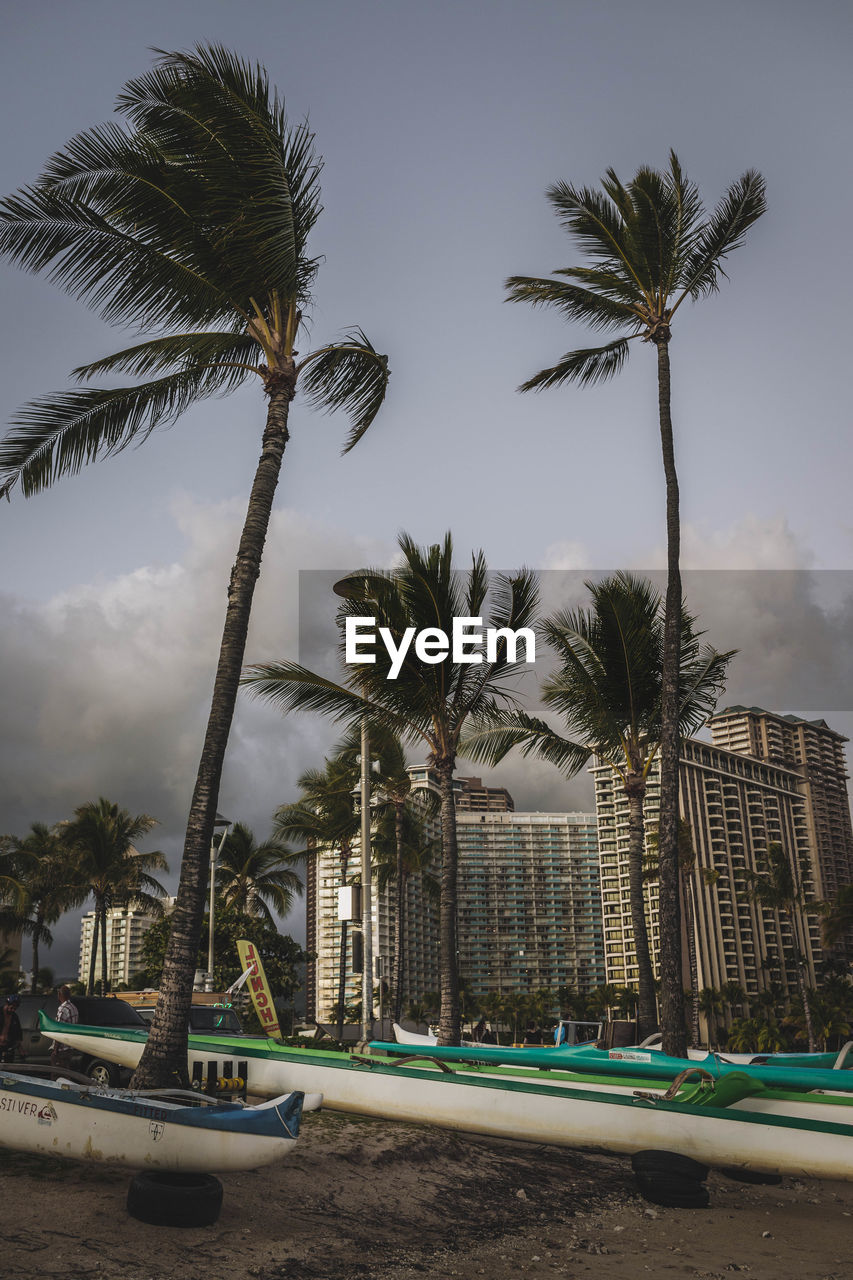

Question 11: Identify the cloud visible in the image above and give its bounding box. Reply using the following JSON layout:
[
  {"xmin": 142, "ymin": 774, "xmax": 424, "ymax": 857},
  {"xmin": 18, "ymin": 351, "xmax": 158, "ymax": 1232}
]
[{"xmin": 0, "ymin": 499, "xmax": 392, "ymax": 974}]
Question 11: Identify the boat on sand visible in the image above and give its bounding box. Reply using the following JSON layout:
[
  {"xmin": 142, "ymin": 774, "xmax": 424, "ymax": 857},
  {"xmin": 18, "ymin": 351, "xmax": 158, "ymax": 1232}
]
[
  {"xmin": 0, "ymin": 1064, "xmax": 319, "ymax": 1171},
  {"xmin": 42, "ymin": 1015, "xmax": 853, "ymax": 1182}
]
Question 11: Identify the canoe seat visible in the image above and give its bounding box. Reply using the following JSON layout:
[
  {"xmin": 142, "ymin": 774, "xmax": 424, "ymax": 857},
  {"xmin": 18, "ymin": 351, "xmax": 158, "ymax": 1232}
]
[{"xmin": 692, "ymin": 1072, "xmax": 768, "ymax": 1109}]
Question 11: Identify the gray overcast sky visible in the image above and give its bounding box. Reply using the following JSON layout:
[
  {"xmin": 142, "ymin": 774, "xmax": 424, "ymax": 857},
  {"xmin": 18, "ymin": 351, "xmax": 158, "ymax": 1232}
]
[{"xmin": 2, "ymin": 0, "xmax": 852, "ymax": 976}]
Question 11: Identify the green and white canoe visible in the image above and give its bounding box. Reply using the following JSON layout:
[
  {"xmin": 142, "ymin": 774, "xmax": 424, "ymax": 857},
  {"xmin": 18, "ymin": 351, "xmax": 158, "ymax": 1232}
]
[{"xmin": 41, "ymin": 1014, "xmax": 853, "ymax": 1181}]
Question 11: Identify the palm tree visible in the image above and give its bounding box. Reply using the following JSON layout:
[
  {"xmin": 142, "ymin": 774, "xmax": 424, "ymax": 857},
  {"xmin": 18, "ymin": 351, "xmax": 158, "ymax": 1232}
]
[
  {"xmin": 215, "ymin": 822, "xmax": 302, "ymax": 924},
  {"xmin": 507, "ymin": 154, "xmax": 765, "ymax": 1056},
  {"xmin": 822, "ymin": 884, "xmax": 853, "ymax": 951},
  {"xmin": 245, "ymin": 531, "xmax": 539, "ymax": 1045},
  {"xmin": 697, "ymin": 986, "xmax": 725, "ymax": 1049},
  {"xmin": 275, "ymin": 756, "xmax": 360, "ymax": 1041},
  {"xmin": 60, "ymin": 798, "xmax": 168, "ymax": 996},
  {"xmin": 745, "ymin": 843, "xmax": 820, "ymax": 1051},
  {"xmin": 464, "ymin": 571, "xmax": 732, "ymax": 1043},
  {"xmin": 2, "ymin": 823, "xmax": 85, "ymax": 993},
  {"xmin": 0, "ymin": 47, "xmax": 389, "ymax": 1085},
  {"xmin": 644, "ymin": 819, "xmax": 722, "ymax": 1046}
]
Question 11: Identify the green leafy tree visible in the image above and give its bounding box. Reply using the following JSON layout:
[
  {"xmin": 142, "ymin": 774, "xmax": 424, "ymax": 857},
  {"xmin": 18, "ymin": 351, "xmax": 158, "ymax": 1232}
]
[
  {"xmin": 697, "ymin": 986, "xmax": 725, "ymax": 1049},
  {"xmin": 0, "ymin": 46, "xmax": 388, "ymax": 1087},
  {"xmin": 215, "ymin": 822, "xmax": 303, "ymax": 923},
  {"xmin": 2, "ymin": 823, "xmax": 86, "ymax": 992},
  {"xmin": 140, "ymin": 902, "xmax": 310, "ymax": 1020},
  {"xmin": 507, "ymin": 154, "xmax": 765, "ymax": 1056},
  {"xmin": 60, "ymin": 798, "xmax": 168, "ymax": 996},
  {"xmin": 244, "ymin": 531, "xmax": 539, "ymax": 1046},
  {"xmin": 745, "ymin": 843, "xmax": 821, "ymax": 1052},
  {"xmin": 465, "ymin": 571, "xmax": 732, "ymax": 1042},
  {"xmin": 274, "ymin": 756, "xmax": 360, "ymax": 1040}
]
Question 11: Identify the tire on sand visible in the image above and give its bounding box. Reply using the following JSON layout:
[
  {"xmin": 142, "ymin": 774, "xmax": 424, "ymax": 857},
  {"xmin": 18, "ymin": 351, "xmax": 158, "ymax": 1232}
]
[{"xmin": 127, "ymin": 1171, "xmax": 223, "ymax": 1227}]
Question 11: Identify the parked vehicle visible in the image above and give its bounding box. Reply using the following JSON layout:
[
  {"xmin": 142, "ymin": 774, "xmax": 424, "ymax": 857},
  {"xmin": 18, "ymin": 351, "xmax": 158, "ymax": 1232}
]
[
  {"xmin": 131, "ymin": 999, "xmax": 245, "ymax": 1037},
  {"xmin": 14, "ymin": 994, "xmax": 148, "ymax": 1085}
]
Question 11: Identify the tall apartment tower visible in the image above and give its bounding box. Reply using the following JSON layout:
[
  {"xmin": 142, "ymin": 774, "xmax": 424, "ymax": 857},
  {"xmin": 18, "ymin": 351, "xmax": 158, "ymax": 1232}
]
[
  {"xmin": 709, "ymin": 706, "xmax": 853, "ymax": 902},
  {"xmin": 78, "ymin": 906, "xmax": 162, "ymax": 989},
  {"xmin": 303, "ymin": 766, "xmax": 602, "ymax": 1020},
  {"xmin": 593, "ymin": 734, "xmax": 823, "ymax": 1001},
  {"xmin": 455, "ymin": 810, "xmax": 603, "ymax": 999}
]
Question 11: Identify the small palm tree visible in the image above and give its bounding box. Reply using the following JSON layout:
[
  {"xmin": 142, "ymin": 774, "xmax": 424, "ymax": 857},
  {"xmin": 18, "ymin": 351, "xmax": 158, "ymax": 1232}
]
[
  {"xmin": 215, "ymin": 822, "xmax": 302, "ymax": 924},
  {"xmin": 745, "ymin": 843, "xmax": 820, "ymax": 1052},
  {"xmin": 275, "ymin": 756, "xmax": 360, "ymax": 1040},
  {"xmin": 508, "ymin": 154, "xmax": 765, "ymax": 1057},
  {"xmin": 0, "ymin": 46, "xmax": 389, "ymax": 1086},
  {"xmin": 60, "ymin": 798, "xmax": 168, "ymax": 996},
  {"xmin": 697, "ymin": 987, "xmax": 725, "ymax": 1049},
  {"xmin": 2, "ymin": 823, "xmax": 86, "ymax": 993},
  {"xmin": 822, "ymin": 885, "xmax": 853, "ymax": 951},
  {"xmin": 465, "ymin": 571, "xmax": 732, "ymax": 1043},
  {"xmin": 245, "ymin": 531, "xmax": 539, "ymax": 1045}
]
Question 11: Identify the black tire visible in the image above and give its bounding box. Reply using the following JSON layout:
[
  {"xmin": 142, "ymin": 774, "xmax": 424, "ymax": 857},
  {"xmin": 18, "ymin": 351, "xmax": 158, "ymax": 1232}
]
[
  {"xmin": 631, "ymin": 1150, "xmax": 710, "ymax": 1180},
  {"xmin": 719, "ymin": 1167, "xmax": 783, "ymax": 1186},
  {"xmin": 127, "ymin": 1171, "xmax": 223, "ymax": 1227},
  {"xmin": 634, "ymin": 1173, "xmax": 710, "ymax": 1209},
  {"xmin": 85, "ymin": 1058, "xmax": 121, "ymax": 1088}
]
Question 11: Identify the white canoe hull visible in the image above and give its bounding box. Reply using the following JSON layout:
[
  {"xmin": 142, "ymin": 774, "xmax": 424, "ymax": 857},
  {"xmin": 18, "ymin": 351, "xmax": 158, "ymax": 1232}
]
[
  {"xmin": 0, "ymin": 1070, "xmax": 310, "ymax": 1172},
  {"xmin": 45, "ymin": 1025, "xmax": 853, "ymax": 1182}
]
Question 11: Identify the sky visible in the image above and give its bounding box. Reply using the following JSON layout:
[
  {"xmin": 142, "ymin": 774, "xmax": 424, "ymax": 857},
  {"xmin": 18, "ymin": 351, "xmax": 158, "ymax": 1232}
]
[{"xmin": 2, "ymin": 0, "xmax": 852, "ymax": 978}]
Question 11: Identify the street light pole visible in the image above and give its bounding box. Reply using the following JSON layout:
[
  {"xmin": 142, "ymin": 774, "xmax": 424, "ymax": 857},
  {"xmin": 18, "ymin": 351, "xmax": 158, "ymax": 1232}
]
[
  {"xmin": 360, "ymin": 717, "xmax": 374, "ymax": 1039},
  {"xmin": 206, "ymin": 814, "xmax": 231, "ymax": 993}
]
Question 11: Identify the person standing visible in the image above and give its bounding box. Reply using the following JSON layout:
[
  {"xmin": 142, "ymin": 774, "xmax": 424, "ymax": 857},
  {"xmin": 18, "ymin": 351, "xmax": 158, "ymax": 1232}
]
[
  {"xmin": 0, "ymin": 994, "xmax": 23, "ymax": 1063},
  {"xmin": 50, "ymin": 985, "xmax": 79, "ymax": 1067}
]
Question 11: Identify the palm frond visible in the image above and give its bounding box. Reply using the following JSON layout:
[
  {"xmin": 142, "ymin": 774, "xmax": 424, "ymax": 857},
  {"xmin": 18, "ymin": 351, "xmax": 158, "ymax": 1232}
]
[
  {"xmin": 0, "ymin": 183, "xmax": 231, "ymax": 330},
  {"xmin": 461, "ymin": 710, "xmax": 590, "ymax": 777},
  {"xmin": 72, "ymin": 331, "xmax": 263, "ymax": 381},
  {"xmin": 519, "ymin": 337, "xmax": 632, "ymax": 391},
  {"xmin": 1, "ymin": 361, "xmax": 249, "ymax": 498},
  {"xmin": 504, "ymin": 275, "xmax": 637, "ymax": 331},
  {"xmin": 298, "ymin": 330, "xmax": 390, "ymax": 452},
  {"xmin": 677, "ymin": 170, "xmax": 767, "ymax": 302}
]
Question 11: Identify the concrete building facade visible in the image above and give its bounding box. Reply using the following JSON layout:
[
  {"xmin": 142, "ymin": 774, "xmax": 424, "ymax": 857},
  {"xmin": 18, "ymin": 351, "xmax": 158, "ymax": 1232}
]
[
  {"xmin": 78, "ymin": 907, "xmax": 160, "ymax": 989},
  {"xmin": 593, "ymin": 730, "xmax": 829, "ymax": 1002}
]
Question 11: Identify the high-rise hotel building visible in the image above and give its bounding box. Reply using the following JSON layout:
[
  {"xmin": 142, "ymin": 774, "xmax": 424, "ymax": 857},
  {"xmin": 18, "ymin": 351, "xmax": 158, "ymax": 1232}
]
[
  {"xmin": 594, "ymin": 706, "xmax": 853, "ymax": 1000},
  {"xmin": 303, "ymin": 772, "xmax": 603, "ymax": 1020}
]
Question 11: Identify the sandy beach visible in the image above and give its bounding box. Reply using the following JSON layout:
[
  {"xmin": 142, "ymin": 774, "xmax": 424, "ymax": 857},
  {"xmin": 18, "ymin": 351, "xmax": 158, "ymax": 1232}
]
[{"xmin": 3, "ymin": 1108, "xmax": 851, "ymax": 1280}]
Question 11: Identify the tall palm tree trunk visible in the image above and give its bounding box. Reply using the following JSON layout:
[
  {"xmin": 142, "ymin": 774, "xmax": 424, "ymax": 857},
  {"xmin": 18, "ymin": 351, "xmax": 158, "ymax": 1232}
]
[
  {"xmin": 436, "ymin": 756, "xmax": 461, "ymax": 1046},
  {"xmin": 87, "ymin": 909, "xmax": 100, "ymax": 997},
  {"xmin": 30, "ymin": 913, "xmax": 43, "ymax": 995},
  {"xmin": 624, "ymin": 775, "xmax": 657, "ymax": 1039},
  {"xmin": 133, "ymin": 373, "xmax": 295, "ymax": 1087},
  {"xmin": 393, "ymin": 800, "xmax": 405, "ymax": 1024},
  {"xmin": 681, "ymin": 872, "xmax": 701, "ymax": 1046},
  {"xmin": 789, "ymin": 909, "xmax": 817, "ymax": 1052},
  {"xmin": 654, "ymin": 335, "xmax": 687, "ymax": 1059},
  {"xmin": 100, "ymin": 896, "xmax": 109, "ymax": 995}
]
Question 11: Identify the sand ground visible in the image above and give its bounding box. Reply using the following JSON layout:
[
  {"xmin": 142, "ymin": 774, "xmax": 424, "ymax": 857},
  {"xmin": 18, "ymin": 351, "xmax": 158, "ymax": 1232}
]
[{"xmin": 3, "ymin": 1109, "xmax": 851, "ymax": 1280}]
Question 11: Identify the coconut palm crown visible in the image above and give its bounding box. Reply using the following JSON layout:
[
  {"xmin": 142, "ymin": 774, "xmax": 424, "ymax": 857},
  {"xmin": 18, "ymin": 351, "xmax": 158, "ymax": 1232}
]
[
  {"xmin": 0, "ymin": 46, "xmax": 389, "ymax": 1085},
  {"xmin": 508, "ymin": 154, "xmax": 765, "ymax": 1055}
]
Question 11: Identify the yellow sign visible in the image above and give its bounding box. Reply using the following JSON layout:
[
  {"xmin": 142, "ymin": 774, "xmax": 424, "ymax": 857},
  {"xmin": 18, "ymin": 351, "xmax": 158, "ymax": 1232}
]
[{"xmin": 236, "ymin": 939, "xmax": 282, "ymax": 1039}]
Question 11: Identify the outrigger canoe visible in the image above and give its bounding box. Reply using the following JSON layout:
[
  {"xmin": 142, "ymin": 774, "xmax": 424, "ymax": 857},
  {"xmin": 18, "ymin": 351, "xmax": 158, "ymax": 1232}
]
[
  {"xmin": 369, "ymin": 1037, "xmax": 853, "ymax": 1092},
  {"xmin": 0, "ymin": 1065, "xmax": 319, "ymax": 1171},
  {"xmin": 42, "ymin": 1015, "xmax": 853, "ymax": 1181}
]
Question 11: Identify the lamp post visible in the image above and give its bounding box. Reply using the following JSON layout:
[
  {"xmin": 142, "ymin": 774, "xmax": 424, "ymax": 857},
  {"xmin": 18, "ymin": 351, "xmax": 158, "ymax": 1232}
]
[{"xmin": 206, "ymin": 813, "xmax": 231, "ymax": 993}]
